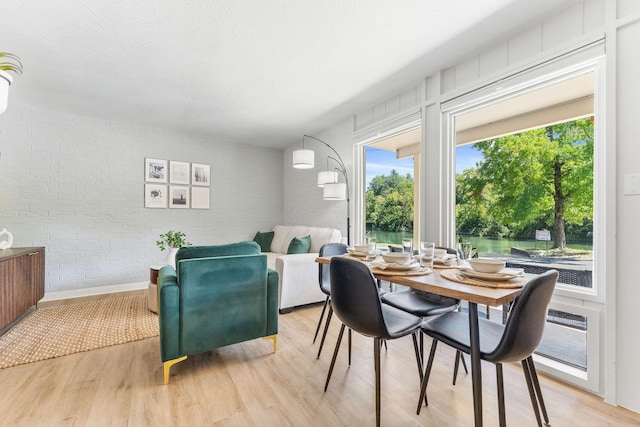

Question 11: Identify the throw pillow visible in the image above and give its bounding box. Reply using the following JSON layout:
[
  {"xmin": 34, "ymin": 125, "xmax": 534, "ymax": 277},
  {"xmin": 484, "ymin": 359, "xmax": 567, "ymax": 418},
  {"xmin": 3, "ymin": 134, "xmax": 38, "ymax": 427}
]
[
  {"xmin": 253, "ymin": 231, "xmax": 274, "ymax": 252},
  {"xmin": 287, "ymin": 235, "xmax": 311, "ymax": 254}
]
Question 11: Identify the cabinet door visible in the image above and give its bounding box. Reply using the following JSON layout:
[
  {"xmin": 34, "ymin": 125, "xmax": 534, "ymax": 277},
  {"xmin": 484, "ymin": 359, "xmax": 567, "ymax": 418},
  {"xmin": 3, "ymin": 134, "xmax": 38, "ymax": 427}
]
[
  {"xmin": 26, "ymin": 249, "xmax": 45, "ymax": 302},
  {"xmin": 0, "ymin": 256, "xmax": 27, "ymax": 328},
  {"xmin": 0, "ymin": 249, "xmax": 45, "ymax": 329}
]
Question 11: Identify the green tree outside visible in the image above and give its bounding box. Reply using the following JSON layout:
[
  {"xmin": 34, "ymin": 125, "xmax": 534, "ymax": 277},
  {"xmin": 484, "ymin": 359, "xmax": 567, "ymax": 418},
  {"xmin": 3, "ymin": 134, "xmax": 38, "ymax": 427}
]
[
  {"xmin": 366, "ymin": 170, "xmax": 414, "ymax": 232},
  {"xmin": 457, "ymin": 117, "xmax": 594, "ymax": 249}
]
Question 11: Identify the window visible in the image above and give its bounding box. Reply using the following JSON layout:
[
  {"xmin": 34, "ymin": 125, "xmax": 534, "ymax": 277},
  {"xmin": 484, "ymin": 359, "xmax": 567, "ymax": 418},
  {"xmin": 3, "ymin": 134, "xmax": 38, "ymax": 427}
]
[
  {"xmin": 440, "ymin": 51, "xmax": 606, "ymax": 393},
  {"xmin": 356, "ymin": 126, "xmax": 421, "ymax": 247},
  {"xmin": 455, "ymin": 115, "xmax": 594, "ymax": 291}
]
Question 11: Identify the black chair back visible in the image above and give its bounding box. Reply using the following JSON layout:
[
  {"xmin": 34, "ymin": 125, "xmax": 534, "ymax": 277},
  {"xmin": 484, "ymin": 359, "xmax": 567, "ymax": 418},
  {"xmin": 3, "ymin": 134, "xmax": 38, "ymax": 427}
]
[
  {"xmin": 330, "ymin": 257, "xmax": 388, "ymax": 338},
  {"xmin": 485, "ymin": 269, "xmax": 558, "ymax": 363},
  {"xmin": 318, "ymin": 243, "xmax": 348, "ymax": 293}
]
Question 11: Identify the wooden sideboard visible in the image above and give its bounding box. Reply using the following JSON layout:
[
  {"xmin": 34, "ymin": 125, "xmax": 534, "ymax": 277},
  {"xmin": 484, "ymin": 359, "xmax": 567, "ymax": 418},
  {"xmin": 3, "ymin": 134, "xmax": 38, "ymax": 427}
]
[{"xmin": 0, "ymin": 247, "xmax": 45, "ymax": 331}]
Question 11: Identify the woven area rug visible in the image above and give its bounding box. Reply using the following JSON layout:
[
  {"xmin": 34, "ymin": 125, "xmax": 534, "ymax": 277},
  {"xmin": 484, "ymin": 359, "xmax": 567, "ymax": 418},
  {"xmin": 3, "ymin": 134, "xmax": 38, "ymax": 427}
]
[{"xmin": 0, "ymin": 294, "xmax": 159, "ymax": 369}]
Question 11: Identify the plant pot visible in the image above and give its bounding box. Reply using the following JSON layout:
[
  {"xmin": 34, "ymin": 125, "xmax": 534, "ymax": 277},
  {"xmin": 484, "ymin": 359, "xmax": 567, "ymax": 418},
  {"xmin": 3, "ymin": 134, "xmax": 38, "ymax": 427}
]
[
  {"xmin": 0, "ymin": 69, "xmax": 13, "ymax": 114},
  {"xmin": 166, "ymin": 247, "xmax": 179, "ymax": 268}
]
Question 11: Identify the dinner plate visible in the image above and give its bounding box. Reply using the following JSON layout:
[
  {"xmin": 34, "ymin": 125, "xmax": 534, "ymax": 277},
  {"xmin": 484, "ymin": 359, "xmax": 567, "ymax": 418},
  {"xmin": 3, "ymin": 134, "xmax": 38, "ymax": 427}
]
[
  {"xmin": 385, "ymin": 262, "xmax": 420, "ymax": 271},
  {"xmin": 459, "ymin": 269, "xmax": 519, "ymax": 281},
  {"xmin": 347, "ymin": 248, "xmax": 368, "ymax": 257},
  {"xmin": 433, "ymin": 257, "xmax": 458, "ymax": 266}
]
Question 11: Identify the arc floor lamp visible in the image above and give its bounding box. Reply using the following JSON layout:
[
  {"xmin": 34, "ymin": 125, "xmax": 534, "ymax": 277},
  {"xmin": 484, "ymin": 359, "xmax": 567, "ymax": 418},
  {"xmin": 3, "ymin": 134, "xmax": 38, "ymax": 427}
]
[{"xmin": 292, "ymin": 135, "xmax": 350, "ymax": 246}]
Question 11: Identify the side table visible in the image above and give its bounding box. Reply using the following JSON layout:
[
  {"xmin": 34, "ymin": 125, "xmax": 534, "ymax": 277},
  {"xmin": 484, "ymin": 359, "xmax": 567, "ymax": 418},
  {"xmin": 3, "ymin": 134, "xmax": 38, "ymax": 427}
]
[{"xmin": 148, "ymin": 265, "xmax": 164, "ymax": 313}]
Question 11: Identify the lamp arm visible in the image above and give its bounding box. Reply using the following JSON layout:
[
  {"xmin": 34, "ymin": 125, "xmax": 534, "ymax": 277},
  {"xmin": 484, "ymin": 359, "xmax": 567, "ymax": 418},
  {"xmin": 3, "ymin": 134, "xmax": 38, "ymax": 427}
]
[{"xmin": 304, "ymin": 134, "xmax": 349, "ymax": 197}]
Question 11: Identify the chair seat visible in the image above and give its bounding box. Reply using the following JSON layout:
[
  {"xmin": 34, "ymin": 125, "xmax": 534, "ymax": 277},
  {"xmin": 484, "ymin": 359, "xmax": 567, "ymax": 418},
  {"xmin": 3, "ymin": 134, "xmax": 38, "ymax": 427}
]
[
  {"xmin": 381, "ymin": 289, "xmax": 459, "ymax": 317},
  {"xmin": 421, "ymin": 311, "xmax": 504, "ymax": 357},
  {"xmin": 381, "ymin": 304, "xmax": 424, "ymax": 339}
]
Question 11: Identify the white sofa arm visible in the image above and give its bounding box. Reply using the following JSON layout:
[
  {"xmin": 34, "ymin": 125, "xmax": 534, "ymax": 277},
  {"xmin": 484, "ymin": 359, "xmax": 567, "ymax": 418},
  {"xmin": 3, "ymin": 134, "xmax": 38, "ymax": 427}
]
[{"xmin": 276, "ymin": 252, "xmax": 326, "ymax": 311}]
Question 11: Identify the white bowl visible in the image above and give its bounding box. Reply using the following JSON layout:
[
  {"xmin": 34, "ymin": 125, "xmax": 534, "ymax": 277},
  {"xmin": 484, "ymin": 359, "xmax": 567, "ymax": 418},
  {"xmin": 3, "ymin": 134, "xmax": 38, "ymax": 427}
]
[
  {"xmin": 382, "ymin": 252, "xmax": 411, "ymax": 265},
  {"xmin": 468, "ymin": 258, "xmax": 506, "ymax": 274},
  {"xmin": 354, "ymin": 244, "xmax": 371, "ymax": 253},
  {"xmin": 433, "ymin": 248, "xmax": 448, "ymax": 259}
]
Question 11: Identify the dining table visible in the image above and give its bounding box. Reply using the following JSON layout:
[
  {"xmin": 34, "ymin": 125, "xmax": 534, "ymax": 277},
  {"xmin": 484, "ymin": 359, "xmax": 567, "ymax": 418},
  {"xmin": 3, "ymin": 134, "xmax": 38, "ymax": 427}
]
[{"xmin": 315, "ymin": 254, "xmax": 525, "ymax": 427}]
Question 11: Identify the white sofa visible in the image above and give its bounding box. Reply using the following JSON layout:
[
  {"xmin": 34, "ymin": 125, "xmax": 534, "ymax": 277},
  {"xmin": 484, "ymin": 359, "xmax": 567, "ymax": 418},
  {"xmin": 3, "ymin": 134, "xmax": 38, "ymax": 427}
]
[{"xmin": 264, "ymin": 225, "xmax": 342, "ymax": 312}]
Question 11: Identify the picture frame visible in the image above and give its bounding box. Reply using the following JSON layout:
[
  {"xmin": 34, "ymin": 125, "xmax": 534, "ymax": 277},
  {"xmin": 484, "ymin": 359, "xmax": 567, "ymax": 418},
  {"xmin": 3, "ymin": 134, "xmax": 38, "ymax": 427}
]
[
  {"xmin": 145, "ymin": 158, "xmax": 168, "ymax": 183},
  {"xmin": 191, "ymin": 187, "xmax": 210, "ymax": 209},
  {"xmin": 170, "ymin": 160, "xmax": 190, "ymax": 184},
  {"xmin": 169, "ymin": 185, "xmax": 190, "ymax": 208},
  {"xmin": 144, "ymin": 184, "xmax": 167, "ymax": 208},
  {"xmin": 192, "ymin": 163, "xmax": 211, "ymax": 186}
]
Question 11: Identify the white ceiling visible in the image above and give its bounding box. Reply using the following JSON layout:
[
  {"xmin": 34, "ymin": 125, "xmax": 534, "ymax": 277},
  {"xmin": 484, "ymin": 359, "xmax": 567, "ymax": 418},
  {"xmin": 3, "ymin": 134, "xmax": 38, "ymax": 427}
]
[{"xmin": 1, "ymin": 0, "xmax": 580, "ymax": 149}]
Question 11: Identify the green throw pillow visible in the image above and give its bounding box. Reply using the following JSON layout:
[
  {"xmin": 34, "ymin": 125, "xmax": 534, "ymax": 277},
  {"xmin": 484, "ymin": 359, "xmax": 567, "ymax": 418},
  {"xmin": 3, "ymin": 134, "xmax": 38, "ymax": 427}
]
[
  {"xmin": 287, "ymin": 235, "xmax": 311, "ymax": 254},
  {"xmin": 253, "ymin": 231, "xmax": 274, "ymax": 252}
]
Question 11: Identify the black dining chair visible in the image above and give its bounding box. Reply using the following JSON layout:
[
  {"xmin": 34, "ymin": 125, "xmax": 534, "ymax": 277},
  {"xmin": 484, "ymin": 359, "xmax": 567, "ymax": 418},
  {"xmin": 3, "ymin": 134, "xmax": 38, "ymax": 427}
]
[
  {"xmin": 325, "ymin": 257, "xmax": 424, "ymax": 427},
  {"xmin": 417, "ymin": 269, "xmax": 559, "ymax": 427},
  {"xmin": 313, "ymin": 243, "xmax": 348, "ymax": 359},
  {"xmin": 381, "ymin": 246, "xmax": 468, "ymax": 384}
]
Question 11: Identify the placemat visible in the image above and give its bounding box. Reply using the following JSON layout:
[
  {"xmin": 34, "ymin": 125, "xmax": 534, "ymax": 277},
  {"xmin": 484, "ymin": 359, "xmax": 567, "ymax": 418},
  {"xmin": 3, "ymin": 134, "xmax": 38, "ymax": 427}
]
[
  {"xmin": 370, "ymin": 267, "xmax": 430, "ymax": 277},
  {"xmin": 433, "ymin": 263, "xmax": 459, "ymax": 269},
  {"xmin": 440, "ymin": 269, "xmax": 525, "ymax": 289}
]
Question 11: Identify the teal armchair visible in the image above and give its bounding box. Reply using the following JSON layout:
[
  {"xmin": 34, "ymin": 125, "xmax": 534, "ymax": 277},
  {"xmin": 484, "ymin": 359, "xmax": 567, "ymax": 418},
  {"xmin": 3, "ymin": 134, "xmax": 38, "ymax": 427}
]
[{"xmin": 158, "ymin": 241, "xmax": 278, "ymax": 384}]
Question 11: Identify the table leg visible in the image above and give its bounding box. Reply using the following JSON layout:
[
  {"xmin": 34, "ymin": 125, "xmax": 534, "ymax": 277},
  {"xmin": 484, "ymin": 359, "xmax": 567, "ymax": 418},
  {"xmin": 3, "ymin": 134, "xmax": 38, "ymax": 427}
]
[{"xmin": 469, "ymin": 302, "xmax": 483, "ymax": 426}]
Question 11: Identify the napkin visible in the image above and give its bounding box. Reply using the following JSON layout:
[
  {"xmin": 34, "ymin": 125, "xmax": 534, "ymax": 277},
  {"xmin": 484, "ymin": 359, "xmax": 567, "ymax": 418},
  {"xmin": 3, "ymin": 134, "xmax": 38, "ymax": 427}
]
[
  {"xmin": 369, "ymin": 260, "xmax": 391, "ymax": 270},
  {"xmin": 369, "ymin": 260, "xmax": 418, "ymax": 270},
  {"xmin": 433, "ymin": 254, "xmax": 458, "ymax": 266}
]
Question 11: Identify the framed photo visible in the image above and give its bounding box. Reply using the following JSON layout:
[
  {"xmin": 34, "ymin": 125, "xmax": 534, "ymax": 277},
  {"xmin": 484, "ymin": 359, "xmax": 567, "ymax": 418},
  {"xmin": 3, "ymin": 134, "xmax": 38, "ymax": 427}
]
[
  {"xmin": 170, "ymin": 160, "xmax": 190, "ymax": 184},
  {"xmin": 144, "ymin": 184, "xmax": 167, "ymax": 208},
  {"xmin": 145, "ymin": 158, "xmax": 168, "ymax": 183},
  {"xmin": 169, "ymin": 185, "xmax": 190, "ymax": 208},
  {"xmin": 192, "ymin": 163, "xmax": 210, "ymax": 186},
  {"xmin": 191, "ymin": 187, "xmax": 210, "ymax": 209}
]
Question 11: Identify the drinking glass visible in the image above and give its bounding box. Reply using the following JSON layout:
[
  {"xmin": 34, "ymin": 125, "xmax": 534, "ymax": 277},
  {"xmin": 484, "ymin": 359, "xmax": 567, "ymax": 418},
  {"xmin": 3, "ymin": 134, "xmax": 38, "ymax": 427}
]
[
  {"xmin": 402, "ymin": 238, "xmax": 413, "ymax": 255},
  {"xmin": 366, "ymin": 238, "xmax": 377, "ymax": 260},
  {"xmin": 459, "ymin": 242, "xmax": 473, "ymax": 260},
  {"xmin": 419, "ymin": 241, "xmax": 435, "ymax": 273}
]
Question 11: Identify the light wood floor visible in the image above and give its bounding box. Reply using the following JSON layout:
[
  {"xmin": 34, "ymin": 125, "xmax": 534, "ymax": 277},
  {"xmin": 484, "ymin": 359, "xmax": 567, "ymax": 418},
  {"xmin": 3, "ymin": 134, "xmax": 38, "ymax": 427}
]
[{"xmin": 1, "ymin": 303, "xmax": 639, "ymax": 426}]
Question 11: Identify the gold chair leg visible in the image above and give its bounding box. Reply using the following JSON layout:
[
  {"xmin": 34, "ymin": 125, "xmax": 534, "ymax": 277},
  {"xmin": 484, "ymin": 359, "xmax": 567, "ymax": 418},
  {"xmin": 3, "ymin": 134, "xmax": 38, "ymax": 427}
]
[
  {"xmin": 263, "ymin": 334, "xmax": 277, "ymax": 352},
  {"xmin": 163, "ymin": 356, "xmax": 187, "ymax": 385}
]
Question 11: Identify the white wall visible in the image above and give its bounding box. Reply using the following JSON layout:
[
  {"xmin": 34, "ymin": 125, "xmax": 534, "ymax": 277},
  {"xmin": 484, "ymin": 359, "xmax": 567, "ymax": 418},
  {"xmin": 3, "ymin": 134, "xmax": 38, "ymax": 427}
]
[
  {"xmin": 612, "ymin": 0, "xmax": 640, "ymax": 412},
  {"xmin": 0, "ymin": 104, "xmax": 283, "ymax": 293},
  {"xmin": 285, "ymin": 0, "xmax": 640, "ymax": 414}
]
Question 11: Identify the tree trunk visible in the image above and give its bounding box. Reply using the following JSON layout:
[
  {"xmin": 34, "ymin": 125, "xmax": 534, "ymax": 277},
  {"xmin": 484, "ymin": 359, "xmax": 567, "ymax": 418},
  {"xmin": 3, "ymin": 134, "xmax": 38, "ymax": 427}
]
[
  {"xmin": 553, "ymin": 201, "xmax": 566, "ymax": 249},
  {"xmin": 552, "ymin": 161, "xmax": 567, "ymax": 249}
]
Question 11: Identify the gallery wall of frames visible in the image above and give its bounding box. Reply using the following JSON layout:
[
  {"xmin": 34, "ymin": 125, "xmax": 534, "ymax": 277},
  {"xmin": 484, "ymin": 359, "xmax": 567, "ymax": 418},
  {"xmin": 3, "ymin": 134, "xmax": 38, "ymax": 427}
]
[{"xmin": 144, "ymin": 157, "xmax": 210, "ymax": 209}]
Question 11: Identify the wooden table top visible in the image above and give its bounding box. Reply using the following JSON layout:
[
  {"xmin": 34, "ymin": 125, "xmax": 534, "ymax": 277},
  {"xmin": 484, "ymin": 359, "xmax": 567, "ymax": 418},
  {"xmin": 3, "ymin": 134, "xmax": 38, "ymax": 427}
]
[{"xmin": 316, "ymin": 255, "xmax": 522, "ymax": 307}]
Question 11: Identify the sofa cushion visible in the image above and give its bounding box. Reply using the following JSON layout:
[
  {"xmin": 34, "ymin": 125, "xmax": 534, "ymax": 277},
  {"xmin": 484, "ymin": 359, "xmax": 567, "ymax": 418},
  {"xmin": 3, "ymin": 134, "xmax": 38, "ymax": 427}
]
[
  {"xmin": 287, "ymin": 235, "xmax": 311, "ymax": 254},
  {"xmin": 271, "ymin": 225, "xmax": 341, "ymax": 254},
  {"xmin": 253, "ymin": 231, "xmax": 274, "ymax": 252}
]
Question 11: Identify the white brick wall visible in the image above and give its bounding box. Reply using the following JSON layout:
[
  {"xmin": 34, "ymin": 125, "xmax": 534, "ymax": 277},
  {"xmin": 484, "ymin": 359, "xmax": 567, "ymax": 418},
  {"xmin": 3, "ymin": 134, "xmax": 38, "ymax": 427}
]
[{"xmin": 0, "ymin": 105, "xmax": 283, "ymax": 293}]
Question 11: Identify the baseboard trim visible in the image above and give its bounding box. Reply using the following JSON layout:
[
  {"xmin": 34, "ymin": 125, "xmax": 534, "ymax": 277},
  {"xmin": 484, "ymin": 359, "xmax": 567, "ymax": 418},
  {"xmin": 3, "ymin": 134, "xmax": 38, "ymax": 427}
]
[{"xmin": 38, "ymin": 282, "xmax": 149, "ymax": 308}]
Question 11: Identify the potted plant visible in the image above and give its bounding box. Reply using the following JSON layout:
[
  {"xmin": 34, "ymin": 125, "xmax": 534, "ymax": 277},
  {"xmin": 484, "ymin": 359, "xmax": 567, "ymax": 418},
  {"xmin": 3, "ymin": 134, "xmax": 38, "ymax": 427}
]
[
  {"xmin": 0, "ymin": 52, "xmax": 23, "ymax": 114},
  {"xmin": 156, "ymin": 230, "xmax": 192, "ymax": 267}
]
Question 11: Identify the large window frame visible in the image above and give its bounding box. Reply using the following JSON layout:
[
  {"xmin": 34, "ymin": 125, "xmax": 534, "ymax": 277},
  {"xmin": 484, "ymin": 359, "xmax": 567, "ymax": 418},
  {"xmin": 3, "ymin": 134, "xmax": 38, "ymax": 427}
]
[
  {"xmin": 352, "ymin": 113, "xmax": 422, "ymax": 246},
  {"xmin": 439, "ymin": 43, "xmax": 607, "ymax": 393}
]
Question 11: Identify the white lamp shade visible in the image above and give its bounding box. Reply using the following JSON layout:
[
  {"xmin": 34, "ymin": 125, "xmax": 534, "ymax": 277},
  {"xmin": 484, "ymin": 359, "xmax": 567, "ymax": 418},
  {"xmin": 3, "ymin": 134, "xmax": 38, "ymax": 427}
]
[
  {"xmin": 292, "ymin": 149, "xmax": 314, "ymax": 169},
  {"xmin": 323, "ymin": 182, "xmax": 347, "ymax": 200},
  {"xmin": 0, "ymin": 70, "xmax": 11, "ymax": 115},
  {"xmin": 317, "ymin": 170, "xmax": 338, "ymax": 187}
]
